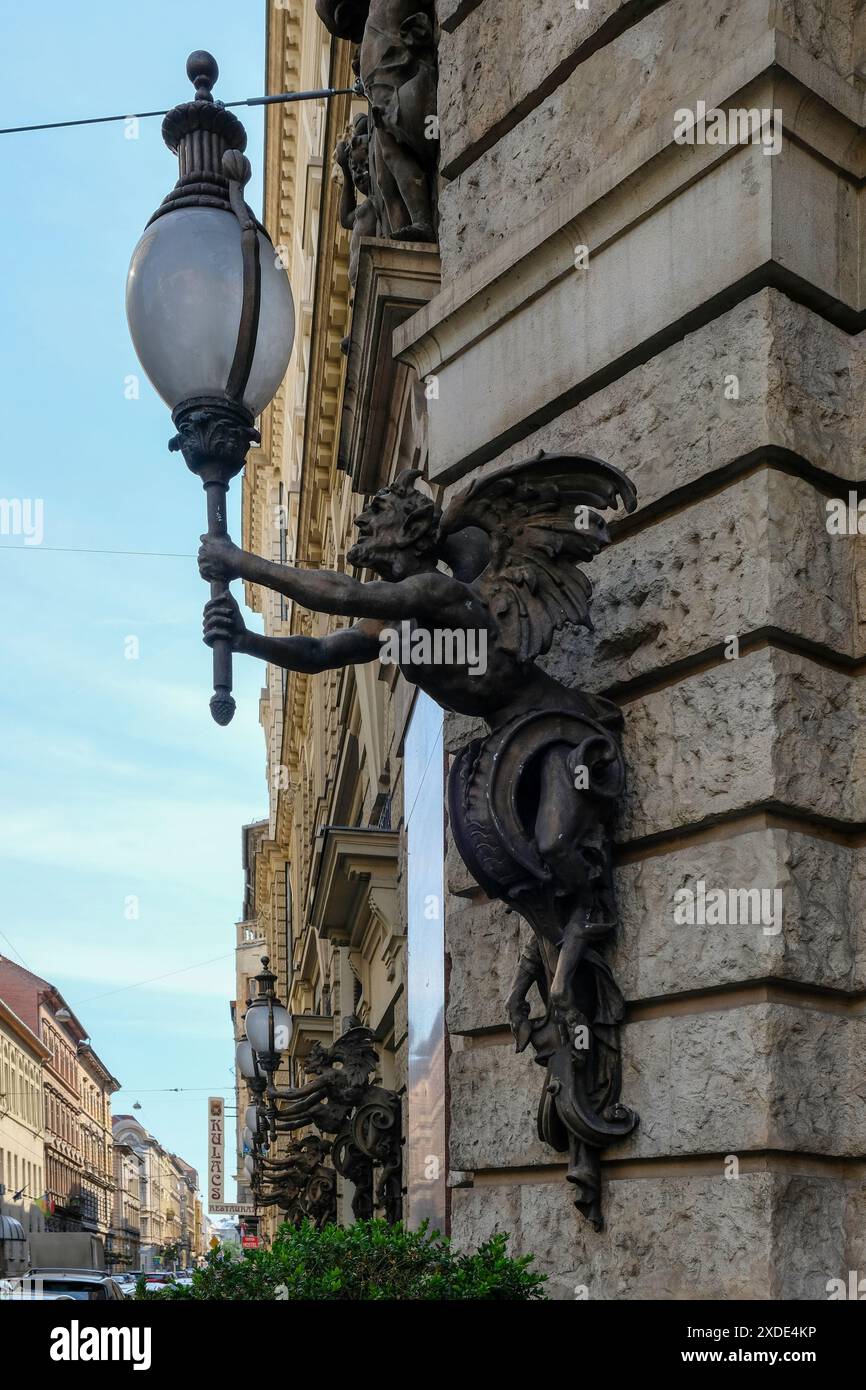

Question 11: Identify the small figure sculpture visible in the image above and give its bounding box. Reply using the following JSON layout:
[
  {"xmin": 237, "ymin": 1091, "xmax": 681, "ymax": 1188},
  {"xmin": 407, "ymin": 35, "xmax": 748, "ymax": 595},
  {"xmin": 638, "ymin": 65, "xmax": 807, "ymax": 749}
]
[
  {"xmin": 336, "ymin": 113, "xmax": 379, "ymax": 289},
  {"xmin": 317, "ymin": 0, "xmax": 438, "ymax": 242},
  {"xmin": 200, "ymin": 453, "xmax": 639, "ymax": 1229}
]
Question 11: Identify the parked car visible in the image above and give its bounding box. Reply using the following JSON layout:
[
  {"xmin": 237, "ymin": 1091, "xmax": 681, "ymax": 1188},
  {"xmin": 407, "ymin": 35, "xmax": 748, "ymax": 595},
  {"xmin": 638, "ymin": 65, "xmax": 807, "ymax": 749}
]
[
  {"xmin": 3, "ymin": 1269, "xmax": 125, "ymax": 1301},
  {"xmin": 112, "ymin": 1272, "xmax": 141, "ymax": 1297},
  {"xmin": 141, "ymin": 1272, "xmax": 176, "ymax": 1294}
]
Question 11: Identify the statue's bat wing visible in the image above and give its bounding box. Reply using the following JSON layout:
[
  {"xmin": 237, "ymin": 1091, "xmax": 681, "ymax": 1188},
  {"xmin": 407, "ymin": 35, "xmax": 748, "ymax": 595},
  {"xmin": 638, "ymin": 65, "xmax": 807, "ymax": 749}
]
[{"xmin": 438, "ymin": 451, "xmax": 637, "ymax": 666}]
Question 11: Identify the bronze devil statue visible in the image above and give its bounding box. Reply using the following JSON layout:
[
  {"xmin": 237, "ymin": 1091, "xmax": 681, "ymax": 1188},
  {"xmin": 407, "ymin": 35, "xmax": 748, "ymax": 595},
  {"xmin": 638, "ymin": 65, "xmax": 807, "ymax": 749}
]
[
  {"xmin": 253, "ymin": 1135, "xmax": 337, "ymax": 1229},
  {"xmin": 267, "ymin": 1018, "xmax": 402, "ymax": 1224},
  {"xmin": 200, "ymin": 453, "xmax": 639, "ymax": 1230}
]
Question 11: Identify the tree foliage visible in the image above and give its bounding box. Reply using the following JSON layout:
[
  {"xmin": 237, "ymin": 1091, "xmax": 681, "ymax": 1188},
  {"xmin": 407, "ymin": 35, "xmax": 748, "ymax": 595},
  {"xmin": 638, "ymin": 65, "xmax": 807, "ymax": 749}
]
[{"xmin": 146, "ymin": 1220, "xmax": 546, "ymax": 1301}]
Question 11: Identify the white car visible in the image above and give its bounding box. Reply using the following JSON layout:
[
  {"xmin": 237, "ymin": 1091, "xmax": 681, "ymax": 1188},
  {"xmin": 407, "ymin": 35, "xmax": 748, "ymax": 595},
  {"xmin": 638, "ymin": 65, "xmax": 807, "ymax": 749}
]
[
  {"xmin": 112, "ymin": 1272, "xmax": 141, "ymax": 1298},
  {"xmin": 4, "ymin": 1269, "xmax": 126, "ymax": 1301}
]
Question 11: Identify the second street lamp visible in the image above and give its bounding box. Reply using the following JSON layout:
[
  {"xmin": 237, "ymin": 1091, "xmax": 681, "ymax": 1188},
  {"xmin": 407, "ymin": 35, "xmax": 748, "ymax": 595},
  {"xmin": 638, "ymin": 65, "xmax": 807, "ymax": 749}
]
[
  {"xmin": 244, "ymin": 956, "xmax": 291, "ymax": 1145},
  {"xmin": 243, "ymin": 957, "xmax": 292, "ymax": 1066},
  {"xmin": 126, "ymin": 49, "xmax": 295, "ymax": 725}
]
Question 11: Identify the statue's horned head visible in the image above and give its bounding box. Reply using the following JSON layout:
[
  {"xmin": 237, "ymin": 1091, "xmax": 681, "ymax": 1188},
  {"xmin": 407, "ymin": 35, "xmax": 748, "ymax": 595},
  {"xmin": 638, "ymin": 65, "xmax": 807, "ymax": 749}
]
[{"xmin": 349, "ymin": 468, "xmax": 440, "ymax": 579}]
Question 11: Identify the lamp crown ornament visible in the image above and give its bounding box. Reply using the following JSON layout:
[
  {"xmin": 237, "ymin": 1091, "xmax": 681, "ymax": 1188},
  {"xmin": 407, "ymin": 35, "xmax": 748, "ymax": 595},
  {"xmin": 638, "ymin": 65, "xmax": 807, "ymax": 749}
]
[{"xmin": 155, "ymin": 50, "xmax": 248, "ymax": 216}]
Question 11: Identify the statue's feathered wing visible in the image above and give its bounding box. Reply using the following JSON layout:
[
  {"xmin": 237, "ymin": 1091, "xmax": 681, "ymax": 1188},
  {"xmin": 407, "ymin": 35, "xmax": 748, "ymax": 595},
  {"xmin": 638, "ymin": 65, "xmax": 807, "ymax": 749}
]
[{"xmin": 438, "ymin": 451, "xmax": 637, "ymax": 665}]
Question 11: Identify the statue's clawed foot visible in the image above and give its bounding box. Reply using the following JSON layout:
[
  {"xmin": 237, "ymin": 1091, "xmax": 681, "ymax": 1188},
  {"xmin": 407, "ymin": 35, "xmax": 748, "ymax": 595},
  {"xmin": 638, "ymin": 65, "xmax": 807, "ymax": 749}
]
[
  {"xmin": 506, "ymin": 998, "xmax": 534, "ymax": 1054},
  {"xmin": 508, "ymin": 1011, "xmax": 536, "ymax": 1050}
]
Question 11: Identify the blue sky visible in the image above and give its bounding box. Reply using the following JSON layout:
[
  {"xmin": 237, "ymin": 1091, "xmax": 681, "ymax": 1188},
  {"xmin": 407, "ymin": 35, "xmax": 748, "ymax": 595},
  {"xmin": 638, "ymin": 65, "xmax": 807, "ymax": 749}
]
[{"xmin": 0, "ymin": 2, "xmax": 273, "ymax": 1203}]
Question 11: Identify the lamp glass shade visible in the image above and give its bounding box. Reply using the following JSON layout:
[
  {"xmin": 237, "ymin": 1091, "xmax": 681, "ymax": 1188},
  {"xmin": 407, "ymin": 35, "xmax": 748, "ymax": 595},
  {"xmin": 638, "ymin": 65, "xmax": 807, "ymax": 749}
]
[
  {"xmin": 235, "ymin": 1039, "xmax": 257, "ymax": 1081},
  {"xmin": 243, "ymin": 1155, "xmax": 255, "ymax": 1177},
  {"xmin": 244, "ymin": 1105, "xmax": 259, "ymax": 1134},
  {"xmin": 126, "ymin": 207, "xmax": 294, "ymax": 416},
  {"xmin": 245, "ymin": 999, "xmax": 292, "ymax": 1055},
  {"xmin": 242, "ymin": 1126, "xmax": 254, "ymax": 1148}
]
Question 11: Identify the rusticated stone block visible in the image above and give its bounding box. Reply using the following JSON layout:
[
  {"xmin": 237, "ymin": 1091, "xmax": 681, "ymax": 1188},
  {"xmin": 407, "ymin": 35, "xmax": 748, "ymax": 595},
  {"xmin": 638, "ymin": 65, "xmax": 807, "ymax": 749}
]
[
  {"xmin": 438, "ymin": 0, "xmax": 759, "ymax": 268},
  {"xmin": 614, "ymin": 828, "xmax": 866, "ymax": 999},
  {"xmin": 775, "ymin": 0, "xmax": 866, "ymax": 79},
  {"xmin": 449, "ymin": 1042, "xmax": 552, "ymax": 1170},
  {"xmin": 445, "ymin": 891, "xmax": 531, "ymax": 1034},
  {"xmin": 557, "ymin": 470, "xmax": 856, "ymax": 695},
  {"xmin": 451, "ymin": 1171, "xmax": 856, "ymax": 1299},
  {"xmin": 765, "ymin": 1008, "xmax": 866, "ymax": 1155},
  {"xmin": 449, "ymin": 1005, "xmax": 866, "ymax": 1168},
  {"xmin": 449, "ymin": 1019, "xmax": 671, "ymax": 1168},
  {"xmin": 448, "ymin": 827, "xmax": 865, "ymax": 1028},
  {"xmin": 619, "ymin": 648, "xmax": 863, "ymax": 841},
  {"xmin": 438, "ymin": 0, "xmax": 649, "ymax": 177},
  {"xmin": 764, "ymin": 289, "xmax": 866, "ymax": 474}
]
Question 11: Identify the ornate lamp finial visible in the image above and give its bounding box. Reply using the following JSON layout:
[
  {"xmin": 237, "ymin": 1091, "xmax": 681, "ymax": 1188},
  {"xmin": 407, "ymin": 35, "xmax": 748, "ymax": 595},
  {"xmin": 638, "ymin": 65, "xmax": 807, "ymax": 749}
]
[{"xmin": 186, "ymin": 50, "xmax": 219, "ymax": 102}]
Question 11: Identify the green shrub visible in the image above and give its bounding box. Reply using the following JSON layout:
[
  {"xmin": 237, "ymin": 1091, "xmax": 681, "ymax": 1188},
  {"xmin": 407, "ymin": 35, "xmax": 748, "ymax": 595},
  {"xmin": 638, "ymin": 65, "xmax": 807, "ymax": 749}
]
[{"xmin": 147, "ymin": 1219, "xmax": 546, "ymax": 1301}]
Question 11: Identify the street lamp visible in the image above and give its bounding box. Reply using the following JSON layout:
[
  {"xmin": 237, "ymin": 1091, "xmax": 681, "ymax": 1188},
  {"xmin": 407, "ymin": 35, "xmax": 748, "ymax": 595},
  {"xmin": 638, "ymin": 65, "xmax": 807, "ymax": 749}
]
[
  {"xmin": 236, "ymin": 1017, "xmax": 268, "ymax": 1143},
  {"xmin": 126, "ymin": 50, "xmax": 295, "ymax": 725},
  {"xmin": 243, "ymin": 957, "xmax": 292, "ymax": 1144},
  {"xmin": 243, "ymin": 957, "xmax": 292, "ymax": 1066},
  {"xmin": 235, "ymin": 1040, "xmax": 261, "ymax": 1085}
]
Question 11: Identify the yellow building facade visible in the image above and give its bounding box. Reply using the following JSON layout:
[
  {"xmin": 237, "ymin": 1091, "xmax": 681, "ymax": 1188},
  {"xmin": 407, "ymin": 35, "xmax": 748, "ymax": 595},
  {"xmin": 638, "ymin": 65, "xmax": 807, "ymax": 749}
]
[{"xmin": 0, "ymin": 995, "xmax": 48, "ymax": 1234}]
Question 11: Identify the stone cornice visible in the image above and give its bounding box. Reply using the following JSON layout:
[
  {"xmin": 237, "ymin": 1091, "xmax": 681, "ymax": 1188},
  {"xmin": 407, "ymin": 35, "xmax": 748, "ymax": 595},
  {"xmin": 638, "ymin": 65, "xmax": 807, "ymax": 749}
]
[
  {"xmin": 396, "ymin": 34, "xmax": 866, "ymax": 481},
  {"xmin": 400, "ymin": 29, "xmax": 866, "ymax": 377}
]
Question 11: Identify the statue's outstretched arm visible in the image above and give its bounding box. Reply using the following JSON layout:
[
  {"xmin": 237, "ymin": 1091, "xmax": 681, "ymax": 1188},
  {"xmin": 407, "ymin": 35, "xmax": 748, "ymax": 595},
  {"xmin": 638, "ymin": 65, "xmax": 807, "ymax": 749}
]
[
  {"xmin": 203, "ymin": 595, "xmax": 383, "ymax": 672},
  {"xmin": 199, "ymin": 534, "xmax": 470, "ymax": 621},
  {"xmin": 242, "ymin": 625, "xmax": 381, "ymax": 673}
]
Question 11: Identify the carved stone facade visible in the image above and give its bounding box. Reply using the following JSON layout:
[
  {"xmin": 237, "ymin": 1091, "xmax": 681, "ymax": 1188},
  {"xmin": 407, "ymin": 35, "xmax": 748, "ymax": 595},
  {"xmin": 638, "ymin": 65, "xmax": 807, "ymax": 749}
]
[
  {"xmin": 243, "ymin": 0, "xmax": 427, "ymax": 1239},
  {"xmin": 241, "ymin": 1, "xmax": 866, "ymax": 1296}
]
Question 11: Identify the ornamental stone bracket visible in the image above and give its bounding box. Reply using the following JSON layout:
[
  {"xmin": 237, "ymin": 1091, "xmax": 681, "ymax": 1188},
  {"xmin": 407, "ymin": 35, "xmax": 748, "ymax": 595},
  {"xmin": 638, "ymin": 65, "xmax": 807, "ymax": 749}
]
[
  {"xmin": 286, "ymin": 1013, "xmax": 335, "ymax": 1064},
  {"xmin": 310, "ymin": 826, "xmax": 400, "ymax": 950},
  {"xmin": 339, "ymin": 238, "xmax": 441, "ymax": 492}
]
